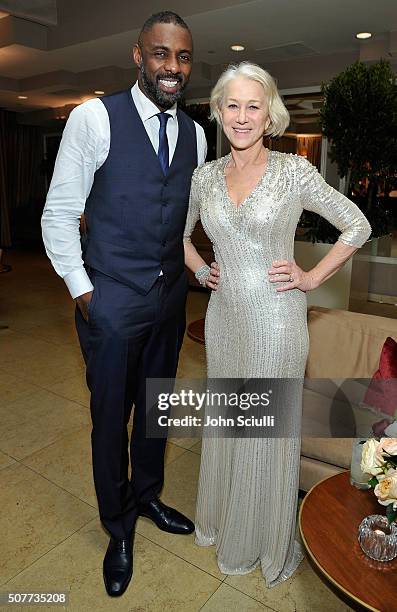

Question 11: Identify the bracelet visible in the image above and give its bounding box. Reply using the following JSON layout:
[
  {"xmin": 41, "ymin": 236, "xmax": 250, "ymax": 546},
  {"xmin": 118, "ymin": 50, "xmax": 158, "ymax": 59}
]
[{"xmin": 195, "ymin": 264, "xmax": 211, "ymax": 287}]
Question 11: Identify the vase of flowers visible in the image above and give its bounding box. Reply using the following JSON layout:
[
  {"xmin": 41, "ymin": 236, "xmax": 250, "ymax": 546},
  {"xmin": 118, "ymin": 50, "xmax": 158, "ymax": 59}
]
[
  {"xmin": 360, "ymin": 436, "xmax": 397, "ymax": 523},
  {"xmin": 357, "ymin": 435, "xmax": 397, "ymax": 561}
]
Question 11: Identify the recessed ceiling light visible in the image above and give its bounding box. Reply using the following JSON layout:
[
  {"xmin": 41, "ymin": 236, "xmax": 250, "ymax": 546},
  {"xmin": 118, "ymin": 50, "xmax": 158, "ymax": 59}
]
[
  {"xmin": 231, "ymin": 45, "xmax": 245, "ymax": 52},
  {"xmin": 94, "ymin": 90, "xmax": 105, "ymax": 95},
  {"xmin": 356, "ymin": 32, "xmax": 372, "ymax": 40},
  {"xmin": 17, "ymin": 95, "xmax": 28, "ymax": 99}
]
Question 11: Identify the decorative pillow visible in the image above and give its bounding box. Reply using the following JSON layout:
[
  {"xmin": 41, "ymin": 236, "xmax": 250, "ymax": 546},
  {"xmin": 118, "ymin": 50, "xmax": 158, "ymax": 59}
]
[{"xmin": 363, "ymin": 337, "xmax": 397, "ymax": 420}]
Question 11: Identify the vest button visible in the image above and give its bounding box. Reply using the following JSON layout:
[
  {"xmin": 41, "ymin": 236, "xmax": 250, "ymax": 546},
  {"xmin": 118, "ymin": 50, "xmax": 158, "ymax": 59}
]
[
  {"xmin": 163, "ymin": 180, "xmax": 168, "ymax": 187},
  {"xmin": 162, "ymin": 240, "xmax": 166, "ymax": 246}
]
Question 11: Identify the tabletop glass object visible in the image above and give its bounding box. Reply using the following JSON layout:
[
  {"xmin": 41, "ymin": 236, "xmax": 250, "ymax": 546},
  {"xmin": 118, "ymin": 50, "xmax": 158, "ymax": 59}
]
[{"xmin": 358, "ymin": 514, "xmax": 397, "ymax": 562}]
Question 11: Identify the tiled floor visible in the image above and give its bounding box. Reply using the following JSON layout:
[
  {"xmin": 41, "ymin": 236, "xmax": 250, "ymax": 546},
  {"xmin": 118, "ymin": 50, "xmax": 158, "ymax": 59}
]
[{"xmin": 0, "ymin": 251, "xmax": 358, "ymax": 611}]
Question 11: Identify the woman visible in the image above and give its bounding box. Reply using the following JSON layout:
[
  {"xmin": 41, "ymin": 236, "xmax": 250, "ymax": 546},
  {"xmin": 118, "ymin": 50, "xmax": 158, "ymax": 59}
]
[{"xmin": 183, "ymin": 62, "xmax": 371, "ymax": 587}]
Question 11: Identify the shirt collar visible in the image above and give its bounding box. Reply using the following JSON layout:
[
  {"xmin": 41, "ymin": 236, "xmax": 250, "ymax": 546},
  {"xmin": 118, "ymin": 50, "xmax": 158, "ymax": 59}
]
[{"xmin": 131, "ymin": 81, "xmax": 177, "ymax": 123}]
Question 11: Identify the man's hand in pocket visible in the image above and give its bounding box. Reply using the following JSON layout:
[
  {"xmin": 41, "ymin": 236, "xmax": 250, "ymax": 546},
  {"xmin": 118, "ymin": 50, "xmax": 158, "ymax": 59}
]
[{"xmin": 75, "ymin": 291, "xmax": 93, "ymax": 322}]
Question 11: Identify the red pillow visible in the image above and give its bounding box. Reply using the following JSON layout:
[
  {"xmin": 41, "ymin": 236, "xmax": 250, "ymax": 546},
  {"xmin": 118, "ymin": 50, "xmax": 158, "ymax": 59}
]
[{"xmin": 363, "ymin": 337, "xmax": 397, "ymax": 419}]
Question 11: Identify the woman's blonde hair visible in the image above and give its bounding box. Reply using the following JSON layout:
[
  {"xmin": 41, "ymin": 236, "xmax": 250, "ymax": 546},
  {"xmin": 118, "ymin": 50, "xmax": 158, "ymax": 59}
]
[{"xmin": 210, "ymin": 62, "xmax": 289, "ymax": 137}]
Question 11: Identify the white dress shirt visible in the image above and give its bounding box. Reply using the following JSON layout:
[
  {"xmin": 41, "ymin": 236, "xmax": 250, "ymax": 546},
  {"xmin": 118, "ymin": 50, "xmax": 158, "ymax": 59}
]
[{"xmin": 41, "ymin": 82, "xmax": 207, "ymax": 298}]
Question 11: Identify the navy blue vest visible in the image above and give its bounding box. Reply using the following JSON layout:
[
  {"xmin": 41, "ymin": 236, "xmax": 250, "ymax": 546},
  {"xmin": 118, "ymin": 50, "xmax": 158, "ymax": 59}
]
[{"xmin": 84, "ymin": 90, "xmax": 198, "ymax": 294}]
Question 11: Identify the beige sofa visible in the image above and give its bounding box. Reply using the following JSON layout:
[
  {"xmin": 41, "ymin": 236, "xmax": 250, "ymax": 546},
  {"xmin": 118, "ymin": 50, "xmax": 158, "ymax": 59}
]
[{"xmin": 300, "ymin": 306, "xmax": 397, "ymax": 492}]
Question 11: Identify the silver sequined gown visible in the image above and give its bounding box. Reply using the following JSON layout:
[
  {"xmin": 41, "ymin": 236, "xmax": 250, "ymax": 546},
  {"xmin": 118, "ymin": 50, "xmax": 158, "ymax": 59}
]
[{"xmin": 183, "ymin": 151, "xmax": 371, "ymax": 587}]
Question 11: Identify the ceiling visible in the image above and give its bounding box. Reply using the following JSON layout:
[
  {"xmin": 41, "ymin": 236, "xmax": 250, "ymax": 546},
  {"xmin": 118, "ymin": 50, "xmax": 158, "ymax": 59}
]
[{"xmin": 0, "ymin": 0, "xmax": 396, "ymax": 126}]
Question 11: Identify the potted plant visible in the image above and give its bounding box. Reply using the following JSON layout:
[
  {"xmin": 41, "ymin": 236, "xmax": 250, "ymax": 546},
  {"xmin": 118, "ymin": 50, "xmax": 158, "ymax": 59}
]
[{"xmin": 318, "ymin": 59, "xmax": 397, "ymax": 241}]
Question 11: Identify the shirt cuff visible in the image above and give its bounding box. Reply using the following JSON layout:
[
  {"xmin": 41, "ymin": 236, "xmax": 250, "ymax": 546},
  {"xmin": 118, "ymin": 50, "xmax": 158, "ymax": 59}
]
[{"xmin": 64, "ymin": 268, "xmax": 94, "ymax": 299}]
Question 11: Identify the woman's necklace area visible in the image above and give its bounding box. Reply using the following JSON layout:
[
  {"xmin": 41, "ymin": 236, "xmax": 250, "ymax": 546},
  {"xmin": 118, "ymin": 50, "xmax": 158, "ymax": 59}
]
[{"xmin": 226, "ymin": 148, "xmax": 268, "ymax": 172}]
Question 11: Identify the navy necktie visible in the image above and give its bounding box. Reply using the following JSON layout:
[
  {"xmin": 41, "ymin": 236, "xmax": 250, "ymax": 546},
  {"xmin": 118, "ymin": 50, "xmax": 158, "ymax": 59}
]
[{"xmin": 157, "ymin": 112, "xmax": 171, "ymax": 175}]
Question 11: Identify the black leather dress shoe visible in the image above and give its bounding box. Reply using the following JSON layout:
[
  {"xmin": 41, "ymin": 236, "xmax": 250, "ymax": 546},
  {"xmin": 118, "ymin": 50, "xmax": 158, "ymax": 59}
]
[
  {"xmin": 103, "ymin": 536, "xmax": 133, "ymax": 597},
  {"xmin": 138, "ymin": 498, "xmax": 194, "ymax": 534}
]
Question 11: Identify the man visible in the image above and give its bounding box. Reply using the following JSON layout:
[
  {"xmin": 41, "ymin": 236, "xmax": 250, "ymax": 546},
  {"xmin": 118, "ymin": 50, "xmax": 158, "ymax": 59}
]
[{"xmin": 42, "ymin": 11, "xmax": 215, "ymax": 597}]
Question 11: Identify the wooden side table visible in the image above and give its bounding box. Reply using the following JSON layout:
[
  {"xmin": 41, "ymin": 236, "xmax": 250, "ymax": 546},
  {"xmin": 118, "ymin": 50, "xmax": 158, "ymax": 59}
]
[
  {"xmin": 299, "ymin": 471, "xmax": 397, "ymax": 612},
  {"xmin": 187, "ymin": 318, "xmax": 205, "ymax": 344}
]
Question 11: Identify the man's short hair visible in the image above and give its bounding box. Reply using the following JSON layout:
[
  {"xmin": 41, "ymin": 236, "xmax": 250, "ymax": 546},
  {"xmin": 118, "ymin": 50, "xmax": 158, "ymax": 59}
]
[{"xmin": 140, "ymin": 11, "xmax": 190, "ymax": 38}]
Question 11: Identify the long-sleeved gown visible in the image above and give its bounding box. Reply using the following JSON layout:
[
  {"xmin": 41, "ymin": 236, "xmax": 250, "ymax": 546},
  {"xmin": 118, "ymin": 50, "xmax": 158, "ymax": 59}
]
[{"xmin": 183, "ymin": 150, "xmax": 371, "ymax": 587}]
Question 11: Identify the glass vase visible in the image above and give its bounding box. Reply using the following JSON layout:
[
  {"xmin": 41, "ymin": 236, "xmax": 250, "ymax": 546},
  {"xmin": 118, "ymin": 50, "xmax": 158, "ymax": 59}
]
[{"xmin": 350, "ymin": 438, "xmax": 371, "ymax": 490}]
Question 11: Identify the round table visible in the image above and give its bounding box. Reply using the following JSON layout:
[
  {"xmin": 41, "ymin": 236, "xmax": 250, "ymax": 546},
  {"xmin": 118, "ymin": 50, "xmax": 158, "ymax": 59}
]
[
  {"xmin": 187, "ymin": 318, "xmax": 205, "ymax": 344},
  {"xmin": 299, "ymin": 471, "xmax": 397, "ymax": 612}
]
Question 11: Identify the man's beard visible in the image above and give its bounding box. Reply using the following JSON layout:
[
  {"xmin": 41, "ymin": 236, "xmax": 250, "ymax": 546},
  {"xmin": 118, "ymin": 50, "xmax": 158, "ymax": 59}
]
[{"xmin": 140, "ymin": 63, "xmax": 187, "ymax": 108}]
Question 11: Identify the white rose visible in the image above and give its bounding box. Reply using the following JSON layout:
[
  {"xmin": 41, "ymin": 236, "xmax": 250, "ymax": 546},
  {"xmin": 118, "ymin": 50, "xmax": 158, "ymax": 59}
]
[
  {"xmin": 360, "ymin": 438, "xmax": 385, "ymax": 476},
  {"xmin": 375, "ymin": 437, "xmax": 397, "ymax": 462},
  {"xmin": 374, "ymin": 470, "xmax": 397, "ymax": 509}
]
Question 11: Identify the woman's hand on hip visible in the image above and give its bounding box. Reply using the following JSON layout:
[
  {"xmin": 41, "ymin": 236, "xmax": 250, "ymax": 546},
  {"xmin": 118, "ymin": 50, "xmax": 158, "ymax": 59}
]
[
  {"xmin": 206, "ymin": 262, "xmax": 220, "ymax": 290},
  {"xmin": 268, "ymin": 259, "xmax": 316, "ymax": 292}
]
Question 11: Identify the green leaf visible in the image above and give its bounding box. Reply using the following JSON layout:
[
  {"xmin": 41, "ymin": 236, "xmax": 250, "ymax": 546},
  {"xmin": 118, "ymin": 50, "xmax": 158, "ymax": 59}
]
[
  {"xmin": 386, "ymin": 504, "xmax": 397, "ymax": 524},
  {"xmin": 368, "ymin": 477, "xmax": 379, "ymax": 488}
]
